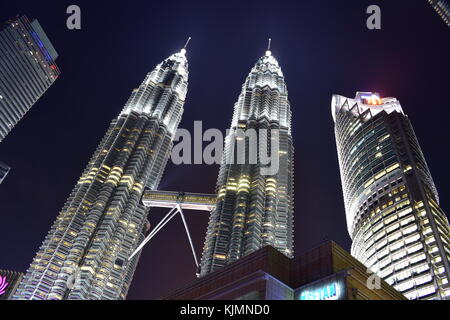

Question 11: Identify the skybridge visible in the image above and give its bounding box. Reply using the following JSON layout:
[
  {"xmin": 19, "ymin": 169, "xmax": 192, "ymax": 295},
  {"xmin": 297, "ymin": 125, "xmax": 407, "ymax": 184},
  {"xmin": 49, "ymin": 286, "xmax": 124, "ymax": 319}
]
[
  {"xmin": 142, "ymin": 191, "xmax": 217, "ymax": 212},
  {"xmin": 128, "ymin": 190, "xmax": 217, "ymax": 275}
]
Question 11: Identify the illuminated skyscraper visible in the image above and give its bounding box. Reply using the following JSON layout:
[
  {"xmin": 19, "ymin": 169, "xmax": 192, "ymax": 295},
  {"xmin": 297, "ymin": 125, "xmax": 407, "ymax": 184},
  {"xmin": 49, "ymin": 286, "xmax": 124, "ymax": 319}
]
[
  {"xmin": 0, "ymin": 15, "xmax": 60, "ymax": 142},
  {"xmin": 199, "ymin": 48, "xmax": 294, "ymax": 276},
  {"xmin": 428, "ymin": 0, "xmax": 450, "ymax": 27},
  {"xmin": 13, "ymin": 49, "xmax": 189, "ymax": 300},
  {"xmin": 332, "ymin": 92, "xmax": 450, "ymax": 300}
]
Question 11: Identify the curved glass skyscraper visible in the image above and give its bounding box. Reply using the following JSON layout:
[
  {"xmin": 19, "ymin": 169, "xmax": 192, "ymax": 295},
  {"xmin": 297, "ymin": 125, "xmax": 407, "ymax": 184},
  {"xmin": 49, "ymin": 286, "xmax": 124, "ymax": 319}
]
[
  {"xmin": 332, "ymin": 92, "xmax": 450, "ymax": 300},
  {"xmin": 200, "ymin": 50, "xmax": 294, "ymax": 276},
  {"xmin": 13, "ymin": 49, "xmax": 189, "ymax": 300}
]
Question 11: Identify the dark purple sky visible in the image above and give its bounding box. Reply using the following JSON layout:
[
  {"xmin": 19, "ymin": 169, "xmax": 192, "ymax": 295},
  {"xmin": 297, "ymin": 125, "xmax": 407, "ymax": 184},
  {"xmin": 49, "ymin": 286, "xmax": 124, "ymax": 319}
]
[{"xmin": 0, "ymin": 0, "xmax": 448, "ymax": 300}]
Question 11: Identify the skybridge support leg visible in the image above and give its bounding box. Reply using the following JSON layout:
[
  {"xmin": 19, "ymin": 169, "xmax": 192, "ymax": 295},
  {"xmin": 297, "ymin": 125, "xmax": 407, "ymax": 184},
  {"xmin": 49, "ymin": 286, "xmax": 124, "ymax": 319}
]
[
  {"xmin": 128, "ymin": 206, "xmax": 178, "ymax": 261},
  {"xmin": 178, "ymin": 205, "xmax": 199, "ymax": 268},
  {"xmin": 128, "ymin": 205, "xmax": 201, "ymax": 268}
]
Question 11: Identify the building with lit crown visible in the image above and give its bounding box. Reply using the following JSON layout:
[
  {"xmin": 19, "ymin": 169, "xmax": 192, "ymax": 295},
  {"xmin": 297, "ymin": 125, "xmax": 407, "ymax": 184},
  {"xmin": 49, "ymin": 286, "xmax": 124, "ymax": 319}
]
[
  {"xmin": 13, "ymin": 48, "xmax": 189, "ymax": 300},
  {"xmin": 0, "ymin": 15, "xmax": 60, "ymax": 142},
  {"xmin": 332, "ymin": 92, "xmax": 450, "ymax": 300},
  {"xmin": 199, "ymin": 49, "xmax": 294, "ymax": 277}
]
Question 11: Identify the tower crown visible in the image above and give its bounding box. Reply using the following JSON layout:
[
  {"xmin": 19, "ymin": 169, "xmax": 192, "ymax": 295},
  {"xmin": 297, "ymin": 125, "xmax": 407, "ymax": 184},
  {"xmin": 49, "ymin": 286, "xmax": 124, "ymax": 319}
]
[
  {"xmin": 332, "ymin": 92, "xmax": 404, "ymax": 123},
  {"xmin": 157, "ymin": 49, "xmax": 189, "ymax": 79},
  {"xmin": 252, "ymin": 51, "xmax": 283, "ymax": 77},
  {"xmin": 121, "ymin": 48, "xmax": 189, "ymax": 125}
]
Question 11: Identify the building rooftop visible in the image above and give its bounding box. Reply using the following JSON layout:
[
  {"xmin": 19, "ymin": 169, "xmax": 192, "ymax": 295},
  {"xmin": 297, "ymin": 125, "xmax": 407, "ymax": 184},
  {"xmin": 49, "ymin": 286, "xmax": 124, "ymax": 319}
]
[{"xmin": 162, "ymin": 241, "xmax": 406, "ymax": 300}]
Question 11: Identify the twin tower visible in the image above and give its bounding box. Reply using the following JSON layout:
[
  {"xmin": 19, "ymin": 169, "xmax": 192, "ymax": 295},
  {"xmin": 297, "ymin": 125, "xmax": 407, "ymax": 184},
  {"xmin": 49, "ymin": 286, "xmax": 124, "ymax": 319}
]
[
  {"xmin": 14, "ymin": 45, "xmax": 450, "ymax": 300},
  {"xmin": 13, "ymin": 45, "xmax": 295, "ymax": 300}
]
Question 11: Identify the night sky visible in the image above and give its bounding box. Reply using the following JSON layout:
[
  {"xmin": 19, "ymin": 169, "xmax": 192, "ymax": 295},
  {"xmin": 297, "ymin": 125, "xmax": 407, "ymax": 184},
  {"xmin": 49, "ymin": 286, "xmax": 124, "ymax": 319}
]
[{"xmin": 0, "ymin": 0, "xmax": 448, "ymax": 300}]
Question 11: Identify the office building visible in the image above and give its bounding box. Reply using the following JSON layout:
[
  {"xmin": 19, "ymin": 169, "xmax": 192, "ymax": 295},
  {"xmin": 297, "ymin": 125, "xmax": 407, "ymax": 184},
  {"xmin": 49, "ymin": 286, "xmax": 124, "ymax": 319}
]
[
  {"xmin": 332, "ymin": 92, "xmax": 450, "ymax": 300},
  {"xmin": 0, "ymin": 15, "xmax": 60, "ymax": 142}
]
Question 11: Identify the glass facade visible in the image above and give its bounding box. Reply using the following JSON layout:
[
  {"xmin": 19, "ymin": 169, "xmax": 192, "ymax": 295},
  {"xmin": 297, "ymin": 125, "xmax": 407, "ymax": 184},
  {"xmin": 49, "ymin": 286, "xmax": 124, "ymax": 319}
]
[
  {"xmin": 13, "ymin": 50, "xmax": 189, "ymax": 300},
  {"xmin": 0, "ymin": 15, "xmax": 60, "ymax": 142},
  {"xmin": 199, "ymin": 51, "xmax": 294, "ymax": 276},
  {"xmin": 332, "ymin": 92, "xmax": 450, "ymax": 300}
]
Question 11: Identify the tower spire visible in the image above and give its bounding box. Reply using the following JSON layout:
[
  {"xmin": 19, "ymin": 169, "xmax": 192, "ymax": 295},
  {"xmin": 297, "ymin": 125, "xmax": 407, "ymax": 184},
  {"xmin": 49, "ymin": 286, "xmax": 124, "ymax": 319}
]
[
  {"xmin": 266, "ymin": 38, "xmax": 272, "ymax": 56},
  {"xmin": 181, "ymin": 37, "xmax": 191, "ymax": 54}
]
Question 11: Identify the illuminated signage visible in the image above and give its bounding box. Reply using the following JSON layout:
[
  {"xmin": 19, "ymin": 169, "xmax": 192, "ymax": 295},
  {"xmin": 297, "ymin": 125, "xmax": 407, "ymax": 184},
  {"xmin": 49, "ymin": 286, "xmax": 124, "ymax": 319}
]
[
  {"xmin": 361, "ymin": 94, "xmax": 382, "ymax": 105},
  {"xmin": 299, "ymin": 282, "xmax": 340, "ymax": 300},
  {"xmin": 0, "ymin": 276, "xmax": 8, "ymax": 296}
]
